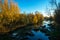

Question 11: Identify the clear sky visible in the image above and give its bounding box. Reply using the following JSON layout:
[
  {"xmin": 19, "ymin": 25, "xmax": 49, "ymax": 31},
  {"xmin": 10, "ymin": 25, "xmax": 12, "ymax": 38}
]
[{"xmin": 13, "ymin": 0, "xmax": 60, "ymax": 16}]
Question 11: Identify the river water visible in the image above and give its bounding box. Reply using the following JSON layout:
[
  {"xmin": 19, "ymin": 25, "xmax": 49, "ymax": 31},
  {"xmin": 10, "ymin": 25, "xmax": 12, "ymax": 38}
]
[{"xmin": 9, "ymin": 21, "xmax": 51, "ymax": 40}]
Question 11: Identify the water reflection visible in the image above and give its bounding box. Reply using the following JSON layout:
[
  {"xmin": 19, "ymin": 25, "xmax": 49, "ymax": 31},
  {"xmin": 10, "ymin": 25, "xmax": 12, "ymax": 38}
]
[
  {"xmin": 9, "ymin": 24, "xmax": 50, "ymax": 40},
  {"xmin": 0, "ymin": 21, "xmax": 51, "ymax": 40},
  {"xmin": 31, "ymin": 30, "xmax": 49, "ymax": 40},
  {"xmin": 10, "ymin": 29, "xmax": 49, "ymax": 40}
]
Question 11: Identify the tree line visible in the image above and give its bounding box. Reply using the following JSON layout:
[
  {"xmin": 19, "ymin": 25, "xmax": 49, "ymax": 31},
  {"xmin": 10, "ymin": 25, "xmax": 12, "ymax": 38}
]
[
  {"xmin": 47, "ymin": 0, "xmax": 60, "ymax": 40},
  {"xmin": 0, "ymin": 0, "xmax": 44, "ymax": 33}
]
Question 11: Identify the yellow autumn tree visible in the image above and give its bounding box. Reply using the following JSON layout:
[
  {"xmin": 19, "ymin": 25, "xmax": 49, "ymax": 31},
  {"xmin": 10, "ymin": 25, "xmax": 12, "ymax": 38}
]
[
  {"xmin": 33, "ymin": 15, "xmax": 38, "ymax": 24},
  {"xmin": 0, "ymin": 0, "xmax": 21, "ymax": 33},
  {"xmin": 35, "ymin": 11, "xmax": 44, "ymax": 24},
  {"xmin": 27, "ymin": 13, "xmax": 34, "ymax": 24}
]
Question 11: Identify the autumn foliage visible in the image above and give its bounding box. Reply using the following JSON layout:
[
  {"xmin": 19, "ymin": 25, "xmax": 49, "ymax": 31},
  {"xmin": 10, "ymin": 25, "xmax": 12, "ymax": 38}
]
[{"xmin": 0, "ymin": 0, "xmax": 44, "ymax": 33}]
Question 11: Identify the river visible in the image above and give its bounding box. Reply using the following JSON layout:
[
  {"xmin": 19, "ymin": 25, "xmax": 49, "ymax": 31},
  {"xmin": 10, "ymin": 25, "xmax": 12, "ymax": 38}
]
[{"xmin": 7, "ymin": 21, "xmax": 51, "ymax": 40}]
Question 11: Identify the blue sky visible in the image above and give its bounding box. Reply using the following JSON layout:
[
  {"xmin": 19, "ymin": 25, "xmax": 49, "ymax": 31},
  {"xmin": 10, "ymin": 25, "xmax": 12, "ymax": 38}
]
[{"xmin": 13, "ymin": 0, "xmax": 60, "ymax": 16}]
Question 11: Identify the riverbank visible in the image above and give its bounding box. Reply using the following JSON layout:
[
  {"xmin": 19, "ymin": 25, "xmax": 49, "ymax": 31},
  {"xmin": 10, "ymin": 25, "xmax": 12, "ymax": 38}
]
[
  {"xmin": 0, "ymin": 21, "xmax": 52, "ymax": 40},
  {"xmin": 0, "ymin": 24, "xmax": 49, "ymax": 40}
]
